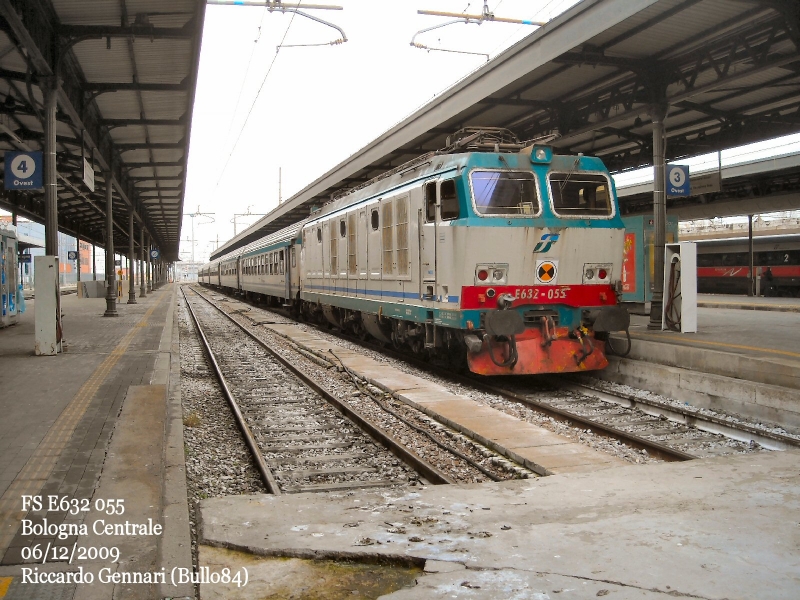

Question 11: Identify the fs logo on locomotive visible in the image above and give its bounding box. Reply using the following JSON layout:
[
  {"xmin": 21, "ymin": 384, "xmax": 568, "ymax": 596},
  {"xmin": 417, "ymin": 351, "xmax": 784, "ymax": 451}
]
[{"xmin": 533, "ymin": 233, "xmax": 559, "ymax": 253}]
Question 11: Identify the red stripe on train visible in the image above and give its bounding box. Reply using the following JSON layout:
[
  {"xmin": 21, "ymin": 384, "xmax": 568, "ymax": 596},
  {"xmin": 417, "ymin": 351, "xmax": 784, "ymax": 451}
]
[
  {"xmin": 697, "ymin": 266, "xmax": 800, "ymax": 278},
  {"xmin": 460, "ymin": 284, "xmax": 617, "ymax": 310}
]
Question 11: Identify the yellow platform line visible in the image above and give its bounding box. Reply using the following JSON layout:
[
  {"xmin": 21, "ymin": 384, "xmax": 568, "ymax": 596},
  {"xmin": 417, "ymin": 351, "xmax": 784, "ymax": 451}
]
[
  {"xmin": 630, "ymin": 331, "xmax": 800, "ymax": 360},
  {"xmin": 0, "ymin": 576, "xmax": 11, "ymax": 598},
  {"xmin": 0, "ymin": 293, "xmax": 168, "ymax": 556}
]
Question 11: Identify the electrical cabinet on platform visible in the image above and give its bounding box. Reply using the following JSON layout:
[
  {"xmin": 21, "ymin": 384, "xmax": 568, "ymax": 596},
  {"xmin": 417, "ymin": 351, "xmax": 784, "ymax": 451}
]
[
  {"xmin": 662, "ymin": 242, "xmax": 697, "ymax": 333},
  {"xmin": 34, "ymin": 255, "xmax": 62, "ymax": 355}
]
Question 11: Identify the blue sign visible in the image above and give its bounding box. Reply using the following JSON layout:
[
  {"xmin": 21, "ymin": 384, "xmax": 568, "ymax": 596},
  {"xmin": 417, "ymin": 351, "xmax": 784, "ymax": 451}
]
[
  {"xmin": 67, "ymin": 251, "xmax": 78, "ymax": 260},
  {"xmin": 150, "ymin": 249, "xmax": 160, "ymax": 260},
  {"xmin": 667, "ymin": 164, "xmax": 690, "ymax": 197},
  {"xmin": 4, "ymin": 151, "xmax": 43, "ymax": 191},
  {"xmin": 19, "ymin": 254, "xmax": 31, "ymax": 264}
]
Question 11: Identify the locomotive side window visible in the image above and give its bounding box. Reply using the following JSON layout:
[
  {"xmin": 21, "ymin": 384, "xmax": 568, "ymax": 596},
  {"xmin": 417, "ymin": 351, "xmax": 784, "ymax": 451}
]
[
  {"xmin": 425, "ymin": 182, "xmax": 436, "ymax": 222},
  {"xmin": 470, "ymin": 170, "xmax": 538, "ymax": 216},
  {"xmin": 426, "ymin": 180, "xmax": 460, "ymax": 221},
  {"xmin": 371, "ymin": 209, "xmax": 379, "ymax": 230},
  {"xmin": 549, "ymin": 173, "xmax": 613, "ymax": 217},
  {"xmin": 440, "ymin": 180, "xmax": 460, "ymax": 220}
]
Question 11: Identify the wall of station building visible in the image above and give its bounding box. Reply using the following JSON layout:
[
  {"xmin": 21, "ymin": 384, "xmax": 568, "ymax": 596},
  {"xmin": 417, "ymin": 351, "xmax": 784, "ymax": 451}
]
[{"xmin": 0, "ymin": 216, "xmax": 133, "ymax": 287}]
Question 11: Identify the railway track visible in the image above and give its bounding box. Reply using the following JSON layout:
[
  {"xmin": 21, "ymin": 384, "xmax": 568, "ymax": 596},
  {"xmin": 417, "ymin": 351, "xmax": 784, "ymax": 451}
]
[
  {"xmin": 182, "ymin": 286, "xmax": 532, "ymax": 494},
  {"xmin": 192, "ymin": 284, "xmax": 800, "ymax": 467}
]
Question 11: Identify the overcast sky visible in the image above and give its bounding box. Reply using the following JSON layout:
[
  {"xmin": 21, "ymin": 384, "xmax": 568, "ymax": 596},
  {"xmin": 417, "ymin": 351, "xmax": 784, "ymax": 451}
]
[{"xmin": 180, "ymin": 0, "xmax": 580, "ymax": 263}]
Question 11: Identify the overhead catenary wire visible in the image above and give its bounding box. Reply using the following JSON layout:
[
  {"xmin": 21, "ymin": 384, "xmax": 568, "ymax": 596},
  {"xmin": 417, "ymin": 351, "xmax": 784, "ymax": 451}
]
[
  {"xmin": 213, "ymin": 5, "xmax": 301, "ymax": 190},
  {"xmin": 211, "ymin": 0, "xmax": 346, "ymax": 190},
  {"xmin": 224, "ymin": 5, "xmax": 269, "ymax": 143}
]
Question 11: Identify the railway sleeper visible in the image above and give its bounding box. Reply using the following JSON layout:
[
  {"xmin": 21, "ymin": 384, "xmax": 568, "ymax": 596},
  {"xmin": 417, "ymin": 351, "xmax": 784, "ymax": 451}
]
[
  {"xmin": 283, "ymin": 466, "xmax": 379, "ymax": 479},
  {"xmin": 262, "ymin": 442, "xmax": 353, "ymax": 453},
  {"xmin": 284, "ymin": 480, "xmax": 403, "ymax": 494}
]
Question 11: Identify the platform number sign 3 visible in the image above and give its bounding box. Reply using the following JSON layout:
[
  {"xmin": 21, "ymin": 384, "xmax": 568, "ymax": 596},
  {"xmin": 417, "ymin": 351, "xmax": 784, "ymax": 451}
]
[
  {"xmin": 4, "ymin": 150, "xmax": 43, "ymax": 190},
  {"xmin": 667, "ymin": 165, "xmax": 690, "ymax": 197}
]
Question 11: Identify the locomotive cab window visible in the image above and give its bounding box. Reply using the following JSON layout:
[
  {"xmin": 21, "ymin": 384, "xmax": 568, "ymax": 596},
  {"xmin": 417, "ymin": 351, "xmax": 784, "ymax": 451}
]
[
  {"xmin": 470, "ymin": 170, "xmax": 539, "ymax": 216},
  {"xmin": 549, "ymin": 173, "xmax": 613, "ymax": 217}
]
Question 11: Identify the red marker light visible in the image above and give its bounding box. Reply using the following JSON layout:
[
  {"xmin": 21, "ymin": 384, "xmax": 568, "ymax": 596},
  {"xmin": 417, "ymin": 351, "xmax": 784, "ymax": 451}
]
[
  {"xmin": 598, "ymin": 268, "xmax": 608, "ymax": 279},
  {"xmin": 477, "ymin": 269, "xmax": 489, "ymax": 281}
]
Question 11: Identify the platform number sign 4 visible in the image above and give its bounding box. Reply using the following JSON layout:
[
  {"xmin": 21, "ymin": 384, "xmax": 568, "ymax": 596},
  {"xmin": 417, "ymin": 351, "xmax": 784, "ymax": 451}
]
[{"xmin": 4, "ymin": 151, "xmax": 43, "ymax": 191}]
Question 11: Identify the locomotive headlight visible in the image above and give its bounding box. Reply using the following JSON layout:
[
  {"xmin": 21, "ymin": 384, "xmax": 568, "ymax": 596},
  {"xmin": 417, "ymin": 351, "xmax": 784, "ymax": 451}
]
[
  {"xmin": 475, "ymin": 263, "xmax": 508, "ymax": 285},
  {"xmin": 583, "ymin": 263, "xmax": 612, "ymax": 284}
]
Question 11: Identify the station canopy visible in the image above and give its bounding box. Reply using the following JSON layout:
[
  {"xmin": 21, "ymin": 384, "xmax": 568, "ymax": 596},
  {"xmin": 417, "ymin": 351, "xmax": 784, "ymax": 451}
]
[
  {"xmin": 0, "ymin": 0, "xmax": 205, "ymax": 261},
  {"xmin": 213, "ymin": 0, "xmax": 800, "ymax": 260}
]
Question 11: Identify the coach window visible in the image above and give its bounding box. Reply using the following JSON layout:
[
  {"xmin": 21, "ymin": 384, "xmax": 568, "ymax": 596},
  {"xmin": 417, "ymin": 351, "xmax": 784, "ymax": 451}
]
[
  {"xmin": 340, "ymin": 219, "xmax": 347, "ymax": 238},
  {"xmin": 291, "ymin": 246, "xmax": 296, "ymax": 268},
  {"xmin": 316, "ymin": 227, "xmax": 322, "ymax": 243},
  {"xmin": 371, "ymin": 209, "xmax": 379, "ymax": 230},
  {"xmin": 470, "ymin": 170, "xmax": 539, "ymax": 216},
  {"xmin": 549, "ymin": 173, "xmax": 613, "ymax": 217},
  {"xmin": 280, "ymin": 250, "xmax": 285, "ymax": 275}
]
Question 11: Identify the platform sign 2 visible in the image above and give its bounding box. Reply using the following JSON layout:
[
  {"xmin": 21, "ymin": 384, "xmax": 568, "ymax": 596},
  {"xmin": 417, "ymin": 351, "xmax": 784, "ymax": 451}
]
[
  {"xmin": 4, "ymin": 151, "xmax": 43, "ymax": 191},
  {"xmin": 666, "ymin": 164, "xmax": 690, "ymax": 198}
]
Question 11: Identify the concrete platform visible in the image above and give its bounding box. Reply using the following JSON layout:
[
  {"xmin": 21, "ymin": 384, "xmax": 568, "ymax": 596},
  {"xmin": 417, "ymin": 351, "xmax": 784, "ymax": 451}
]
[
  {"xmin": 600, "ymin": 299, "xmax": 800, "ymax": 429},
  {"xmin": 264, "ymin": 322, "xmax": 623, "ymax": 475},
  {"xmin": 697, "ymin": 293, "xmax": 800, "ymax": 313},
  {"xmin": 198, "ymin": 449, "xmax": 800, "ymax": 599},
  {"xmin": 0, "ymin": 284, "xmax": 191, "ymax": 600}
]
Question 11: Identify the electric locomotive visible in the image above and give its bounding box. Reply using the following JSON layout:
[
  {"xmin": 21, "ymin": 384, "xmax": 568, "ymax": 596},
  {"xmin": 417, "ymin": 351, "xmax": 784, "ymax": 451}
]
[{"xmin": 203, "ymin": 128, "xmax": 630, "ymax": 376}]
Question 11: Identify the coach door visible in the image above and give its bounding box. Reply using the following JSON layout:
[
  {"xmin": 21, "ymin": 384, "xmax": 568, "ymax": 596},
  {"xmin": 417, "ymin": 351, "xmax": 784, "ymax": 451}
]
[{"xmin": 419, "ymin": 181, "xmax": 438, "ymax": 301}]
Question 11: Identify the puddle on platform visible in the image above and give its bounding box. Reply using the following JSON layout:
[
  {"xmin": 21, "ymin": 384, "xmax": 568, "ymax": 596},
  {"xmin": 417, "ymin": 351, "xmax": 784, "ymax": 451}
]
[{"xmin": 199, "ymin": 545, "xmax": 421, "ymax": 599}]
